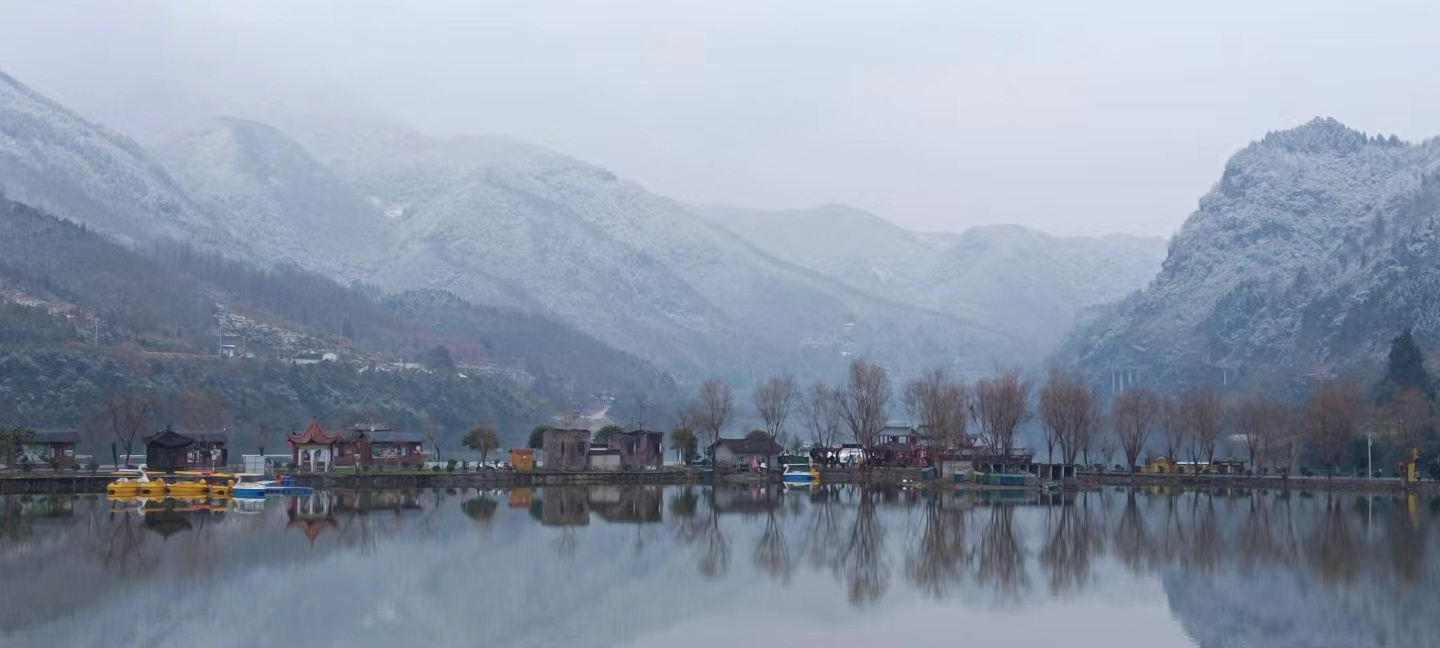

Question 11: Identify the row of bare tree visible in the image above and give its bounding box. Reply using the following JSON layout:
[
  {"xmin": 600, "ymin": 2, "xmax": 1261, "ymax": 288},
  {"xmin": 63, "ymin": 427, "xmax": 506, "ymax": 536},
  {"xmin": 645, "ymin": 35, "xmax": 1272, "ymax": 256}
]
[
  {"xmin": 1049, "ymin": 368, "xmax": 1382, "ymax": 474},
  {"xmin": 673, "ymin": 360, "xmax": 1039, "ymax": 460},
  {"xmin": 674, "ymin": 359, "xmax": 1394, "ymax": 474}
]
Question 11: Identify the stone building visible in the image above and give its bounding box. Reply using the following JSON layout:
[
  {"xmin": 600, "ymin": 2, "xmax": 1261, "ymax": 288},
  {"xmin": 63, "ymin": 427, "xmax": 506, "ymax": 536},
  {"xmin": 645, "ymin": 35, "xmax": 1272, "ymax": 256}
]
[{"xmin": 543, "ymin": 428, "xmax": 592, "ymax": 471}]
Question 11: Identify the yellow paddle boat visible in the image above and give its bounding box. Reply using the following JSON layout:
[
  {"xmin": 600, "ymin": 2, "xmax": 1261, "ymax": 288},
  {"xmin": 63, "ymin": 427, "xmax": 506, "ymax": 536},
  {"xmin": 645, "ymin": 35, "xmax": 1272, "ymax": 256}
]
[
  {"xmin": 168, "ymin": 470, "xmax": 236, "ymax": 497},
  {"xmin": 107, "ymin": 468, "xmax": 157, "ymax": 497}
]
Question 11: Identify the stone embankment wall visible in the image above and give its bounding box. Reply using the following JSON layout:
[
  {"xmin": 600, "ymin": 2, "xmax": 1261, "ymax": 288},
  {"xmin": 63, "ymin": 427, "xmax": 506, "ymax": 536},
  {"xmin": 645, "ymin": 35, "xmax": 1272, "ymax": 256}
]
[{"xmin": 2, "ymin": 467, "xmax": 1435, "ymax": 494}]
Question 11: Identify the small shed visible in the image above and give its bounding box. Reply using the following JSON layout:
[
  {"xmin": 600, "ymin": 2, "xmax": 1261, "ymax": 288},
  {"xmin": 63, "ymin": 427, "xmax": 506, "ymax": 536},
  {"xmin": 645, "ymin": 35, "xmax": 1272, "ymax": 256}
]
[
  {"xmin": 24, "ymin": 429, "xmax": 80, "ymax": 469},
  {"xmin": 145, "ymin": 426, "xmax": 195, "ymax": 472},
  {"xmin": 510, "ymin": 448, "xmax": 535, "ymax": 472},
  {"xmin": 542, "ymin": 428, "xmax": 592, "ymax": 471},
  {"xmin": 712, "ymin": 437, "xmax": 783, "ymax": 469}
]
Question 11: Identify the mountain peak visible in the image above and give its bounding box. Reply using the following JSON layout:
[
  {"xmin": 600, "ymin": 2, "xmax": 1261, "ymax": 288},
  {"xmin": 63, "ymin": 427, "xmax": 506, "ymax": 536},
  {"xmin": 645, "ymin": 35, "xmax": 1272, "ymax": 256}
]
[{"xmin": 1257, "ymin": 117, "xmax": 1371, "ymax": 154}]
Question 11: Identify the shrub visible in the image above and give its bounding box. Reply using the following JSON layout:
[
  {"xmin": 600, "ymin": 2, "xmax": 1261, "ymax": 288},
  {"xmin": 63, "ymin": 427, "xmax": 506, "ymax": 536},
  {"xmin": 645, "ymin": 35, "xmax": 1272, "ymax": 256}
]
[
  {"xmin": 86, "ymin": 461, "xmax": 99, "ymax": 474},
  {"xmin": 446, "ymin": 459, "xmax": 457, "ymax": 472},
  {"xmin": 432, "ymin": 464, "xmax": 442, "ymax": 473}
]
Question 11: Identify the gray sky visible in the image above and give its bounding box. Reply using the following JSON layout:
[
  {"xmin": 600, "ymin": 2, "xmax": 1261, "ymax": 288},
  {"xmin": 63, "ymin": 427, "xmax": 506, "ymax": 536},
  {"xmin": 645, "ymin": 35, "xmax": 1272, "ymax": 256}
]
[{"xmin": 2, "ymin": 0, "xmax": 1438, "ymax": 236}]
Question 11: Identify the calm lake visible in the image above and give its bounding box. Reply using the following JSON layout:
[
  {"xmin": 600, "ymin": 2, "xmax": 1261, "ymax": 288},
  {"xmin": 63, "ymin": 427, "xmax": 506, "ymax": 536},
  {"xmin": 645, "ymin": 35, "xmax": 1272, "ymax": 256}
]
[{"xmin": 0, "ymin": 485, "xmax": 1434, "ymax": 648}]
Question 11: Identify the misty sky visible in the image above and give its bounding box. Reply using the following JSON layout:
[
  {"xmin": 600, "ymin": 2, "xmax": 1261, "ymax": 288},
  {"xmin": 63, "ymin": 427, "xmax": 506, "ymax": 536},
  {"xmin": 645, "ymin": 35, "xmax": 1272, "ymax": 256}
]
[{"xmin": 2, "ymin": 0, "xmax": 1438, "ymax": 236}]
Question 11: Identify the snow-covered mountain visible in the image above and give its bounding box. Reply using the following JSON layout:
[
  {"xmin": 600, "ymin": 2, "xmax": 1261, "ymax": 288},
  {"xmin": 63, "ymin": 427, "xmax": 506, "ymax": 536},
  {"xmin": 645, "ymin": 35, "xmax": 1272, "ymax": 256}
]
[
  {"xmin": 0, "ymin": 67, "xmax": 1148, "ymax": 382},
  {"xmin": 155, "ymin": 117, "xmax": 391, "ymax": 277},
  {"xmin": 0, "ymin": 70, "xmax": 232, "ymax": 247},
  {"xmin": 317, "ymin": 133, "xmax": 1023, "ymax": 379},
  {"xmin": 1061, "ymin": 118, "xmax": 1440, "ymax": 391},
  {"xmin": 701, "ymin": 206, "xmax": 1167, "ymax": 357}
]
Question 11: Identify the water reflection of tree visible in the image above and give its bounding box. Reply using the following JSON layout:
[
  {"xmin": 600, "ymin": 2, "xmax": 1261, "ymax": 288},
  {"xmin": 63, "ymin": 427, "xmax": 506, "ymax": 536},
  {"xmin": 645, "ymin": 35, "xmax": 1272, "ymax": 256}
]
[
  {"xmin": 976, "ymin": 504, "xmax": 1026, "ymax": 598},
  {"xmin": 906, "ymin": 493, "xmax": 969, "ymax": 596},
  {"xmin": 94, "ymin": 511, "xmax": 155, "ymax": 576},
  {"xmin": 1238, "ymin": 492, "xmax": 1283, "ymax": 566},
  {"xmin": 1384, "ymin": 495, "xmax": 1425, "ymax": 584},
  {"xmin": 838, "ymin": 488, "xmax": 887, "ymax": 603},
  {"xmin": 1184, "ymin": 491, "xmax": 1222, "ymax": 573},
  {"xmin": 698, "ymin": 490, "xmax": 729, "ymax": 579},
  {"xmin": 1040, "ymin": 497, "xmax": 1101, "ymax": 594},
  {"xmin": 461, "ymin": 493, "xmax": 499, "ymax": 531},
  {"xmin": 754, "ymin": 505, "xmax": 793, "ymax": 583},
  {"xmin": 1307, "ymin": 495, "xmax": 1359, "ymax": 584},
  {"xmin": 1113, "ymin": 491, "xmax": 1152, "ymax": 572},
  {"xmin": 803, "ymin": 485, "xmax": 844, "ymax": 570}
]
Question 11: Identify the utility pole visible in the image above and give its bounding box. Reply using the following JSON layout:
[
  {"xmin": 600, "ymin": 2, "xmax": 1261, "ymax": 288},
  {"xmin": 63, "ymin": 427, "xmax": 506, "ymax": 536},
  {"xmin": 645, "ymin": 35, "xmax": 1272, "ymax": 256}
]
[{"xmin": 1367, "ymin": 432, "xmax": 1373, "ymax": 480}]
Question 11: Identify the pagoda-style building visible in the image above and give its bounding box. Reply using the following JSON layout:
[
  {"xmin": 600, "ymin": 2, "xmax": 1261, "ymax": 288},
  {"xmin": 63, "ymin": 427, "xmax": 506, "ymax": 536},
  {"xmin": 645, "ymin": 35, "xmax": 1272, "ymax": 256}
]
[
  {"xmin": 289, "ymin": 418, "xmax": 339, "ymax": 472},
  {"xmin": 145, "ymin": 426, "xmax": 195, "ymax": 472}
]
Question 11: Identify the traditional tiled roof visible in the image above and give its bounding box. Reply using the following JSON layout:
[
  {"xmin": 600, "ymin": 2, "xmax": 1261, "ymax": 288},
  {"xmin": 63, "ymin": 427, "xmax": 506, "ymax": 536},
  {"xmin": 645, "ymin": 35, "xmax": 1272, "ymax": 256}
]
[
  {"xmin": 31, "ymin": 429, "xmax": 79, "ymax": 443},
  {"xmin": 714, "ymin": 437, "xmax": 782, "ymax": 455},
  {"xmin": 361, "ymin": 430, "xmax": 426, "ymax": 444},
  {"xmin": 145, "ymin": 426, "xmax": 195, "ymax": 449},
  {"xmin": 289, "ymin": 419, "xmax": 338, "ymax": 445}
]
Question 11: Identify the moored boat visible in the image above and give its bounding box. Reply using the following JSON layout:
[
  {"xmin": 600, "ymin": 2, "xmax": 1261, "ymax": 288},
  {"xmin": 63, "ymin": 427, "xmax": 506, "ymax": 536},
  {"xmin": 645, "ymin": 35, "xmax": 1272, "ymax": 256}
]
[{"xmin": 780, "ymin": 454, "xmax": 820, "ymax": 484}]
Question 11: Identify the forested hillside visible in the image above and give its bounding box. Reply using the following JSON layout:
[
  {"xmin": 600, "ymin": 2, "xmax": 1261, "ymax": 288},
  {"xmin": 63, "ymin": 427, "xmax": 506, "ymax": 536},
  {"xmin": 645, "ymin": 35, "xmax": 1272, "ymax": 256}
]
[{"xmin": 0, "ymin": 195, "xmax": 680, "ymax": 446}]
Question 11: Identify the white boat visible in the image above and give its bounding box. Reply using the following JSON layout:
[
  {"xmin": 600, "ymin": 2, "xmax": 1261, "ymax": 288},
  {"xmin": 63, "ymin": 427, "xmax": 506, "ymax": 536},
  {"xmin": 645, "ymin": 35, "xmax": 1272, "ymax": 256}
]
[
  {"xmin": 231, "ymin": 473, "xmax": 275, "ymax": 499},
  {"xmin": 781, "ymin": 456, "xmax": 819, "ymax": 484}
]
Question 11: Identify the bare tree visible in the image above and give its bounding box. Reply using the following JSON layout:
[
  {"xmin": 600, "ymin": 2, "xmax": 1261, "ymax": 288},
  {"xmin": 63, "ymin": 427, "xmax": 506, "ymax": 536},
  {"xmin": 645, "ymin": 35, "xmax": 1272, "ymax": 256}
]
[
  {"xmin": 1158, "ymin": 394, "xmax": 1184, "ymax": 462},
  {"xmin": 799, "ymin": 381, "xmax": 844, "ymax": 448},
  {"xmin": 838, "ymin": 359, "xmax": 892, "ymax": 454},
  {"xmin": 1179, "ymin": 390, "xmax": 1225, "ymax": 464},
  {"xmin": 1112, "ymin": 387, "xmax": 1159, "ymax": 472},
  {"xmin": 753, "ymin": 372, "xmax": 799, "ymax": 441},
  {"xmin": 1038, "ymin": 368, "xmax": 1099, "ymax": 464},
  {"xmin": 695, "ymin": 379, "xmax": 734, "ymax": 455},
  {"xmin": 170, "ymin": 387, "xmax": 225, "ymax": 431},
  {"xmin": 1233, "ymin": 390, "xmax": 1288, "ymax": 473},
  {"xmin": 103, "ymin": 392, "xmax": 158, "ymax": 465},
  {"xmin": 974, "ymin": 371, "xmax": 1032, "ymax": 460},
  {"xmin": 903, "ymin": 367, "xmax": 970, "ymax": 449},
  {"xmin": 1038, "ymin": 368, "xmax": 1071, "ymax": 462},
  {"xmin": 419, "ymin": 412, "xmax": 447, "ymax": 461},
  {"xmin": 1307, "ymin": 379, "xmax": 1366, "ymax": 478}
]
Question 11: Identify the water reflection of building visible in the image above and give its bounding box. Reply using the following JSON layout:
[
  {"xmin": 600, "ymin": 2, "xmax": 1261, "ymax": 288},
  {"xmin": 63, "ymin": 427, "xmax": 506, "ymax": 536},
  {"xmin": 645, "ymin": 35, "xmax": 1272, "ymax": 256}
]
[
  {"xmin": 711, "ymin": 486, "xmax": 781, "ymax": 516},
  {"xmin": 287, "ymin": 493, "xmax": 338, "ymax": 544},
  {"xmin": 589, "ymin": 486, "xmax": 663, "ymax": 524},
  {"xmin": 332, "ymin": 489, "xmax": 424, "ymax": 515},
  {"xmin": 509, "ymin": 488, "xmax": 534, "ymax": 509},
  {"xmin": 140, "ymin": 498, "xmax": 223, "ymax": 539},
  {"xmin": 541, "ymin": 488, "xmax": 591, "ymax": 526}
]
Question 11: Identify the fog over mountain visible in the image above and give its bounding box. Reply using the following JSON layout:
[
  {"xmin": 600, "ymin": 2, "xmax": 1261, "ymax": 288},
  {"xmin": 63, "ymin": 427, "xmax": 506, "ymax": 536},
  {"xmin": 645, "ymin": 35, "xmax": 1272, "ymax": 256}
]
[
  {"xmin": 702, "ymin": 205, "xmax": 1167, "ymax": 354},
  {"xmin": 0, "ymin": 67, "xmax": 1168, "ymax": 386}
]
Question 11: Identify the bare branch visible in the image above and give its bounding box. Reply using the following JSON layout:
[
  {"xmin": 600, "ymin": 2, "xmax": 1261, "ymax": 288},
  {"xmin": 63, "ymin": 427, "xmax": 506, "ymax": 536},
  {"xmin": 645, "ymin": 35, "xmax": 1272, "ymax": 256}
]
[
  {"xmin": 753, "ymin": 372, "xmax": 799, "ymax": 440},
  {"xmin": 838, "ymin": 359, "xmax": 892, "ymax": 451},
  {"xmin": 799, "ymin": 381, "xmax": 844, "ymax": 448},
  {"xmin": 974, "ymin": 371, "xmax": 1031, "ymax": 458},
  {"xmin": 1112, "ymin": 387, "xmax": 1159, "ymax": 471}
]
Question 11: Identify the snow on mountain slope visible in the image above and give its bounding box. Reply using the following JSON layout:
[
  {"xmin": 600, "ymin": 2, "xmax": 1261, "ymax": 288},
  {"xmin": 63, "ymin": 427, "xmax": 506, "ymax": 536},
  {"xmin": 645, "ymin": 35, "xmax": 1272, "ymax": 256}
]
[
  {"xmin": 698, "ymin": 204, "xmax": 944, "ymax": 295},
  {"xmin": 700, "ymin": 206, "xmax": 1167, "ymax": 360},
  {"xmin": 0, "ymin": 69, "xmax": 231, "ymax": 246},
  {"xmin": 154, "ymin": 116, "xmax": 392, "ymax": 277},
  {"xmin": 323, "ymin": 133, "xmax": 1024, "ymax": 379},
  {"xmin": 1062, "ymin": 118, "xmax": 1440, "ymax": 390}
]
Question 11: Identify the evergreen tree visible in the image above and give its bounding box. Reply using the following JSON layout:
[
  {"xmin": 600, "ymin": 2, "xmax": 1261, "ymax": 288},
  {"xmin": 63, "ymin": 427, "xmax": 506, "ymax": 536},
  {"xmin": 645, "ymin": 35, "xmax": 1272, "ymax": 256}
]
[{"xmin": 1378, "ymin": 328, "xmax": 1432, "ymax": 403}]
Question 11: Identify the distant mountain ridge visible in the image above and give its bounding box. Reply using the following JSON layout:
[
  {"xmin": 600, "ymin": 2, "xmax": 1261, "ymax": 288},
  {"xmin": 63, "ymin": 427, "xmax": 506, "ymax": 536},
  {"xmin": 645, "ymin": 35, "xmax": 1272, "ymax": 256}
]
[
  {"xmin": 699, "ymin": 205, "xmax": 1168, "ymax": 357},
  {"xmin": 0, "ymin": 67, "xmax": 1159, "ymax": 384},
  {"xmin": 0, "ymin": 71, "xmax": 232, "ymax": 248},
  {"xmin": 1061, "ymin": 117, "xmax": 1440, "ymax": 392}
]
